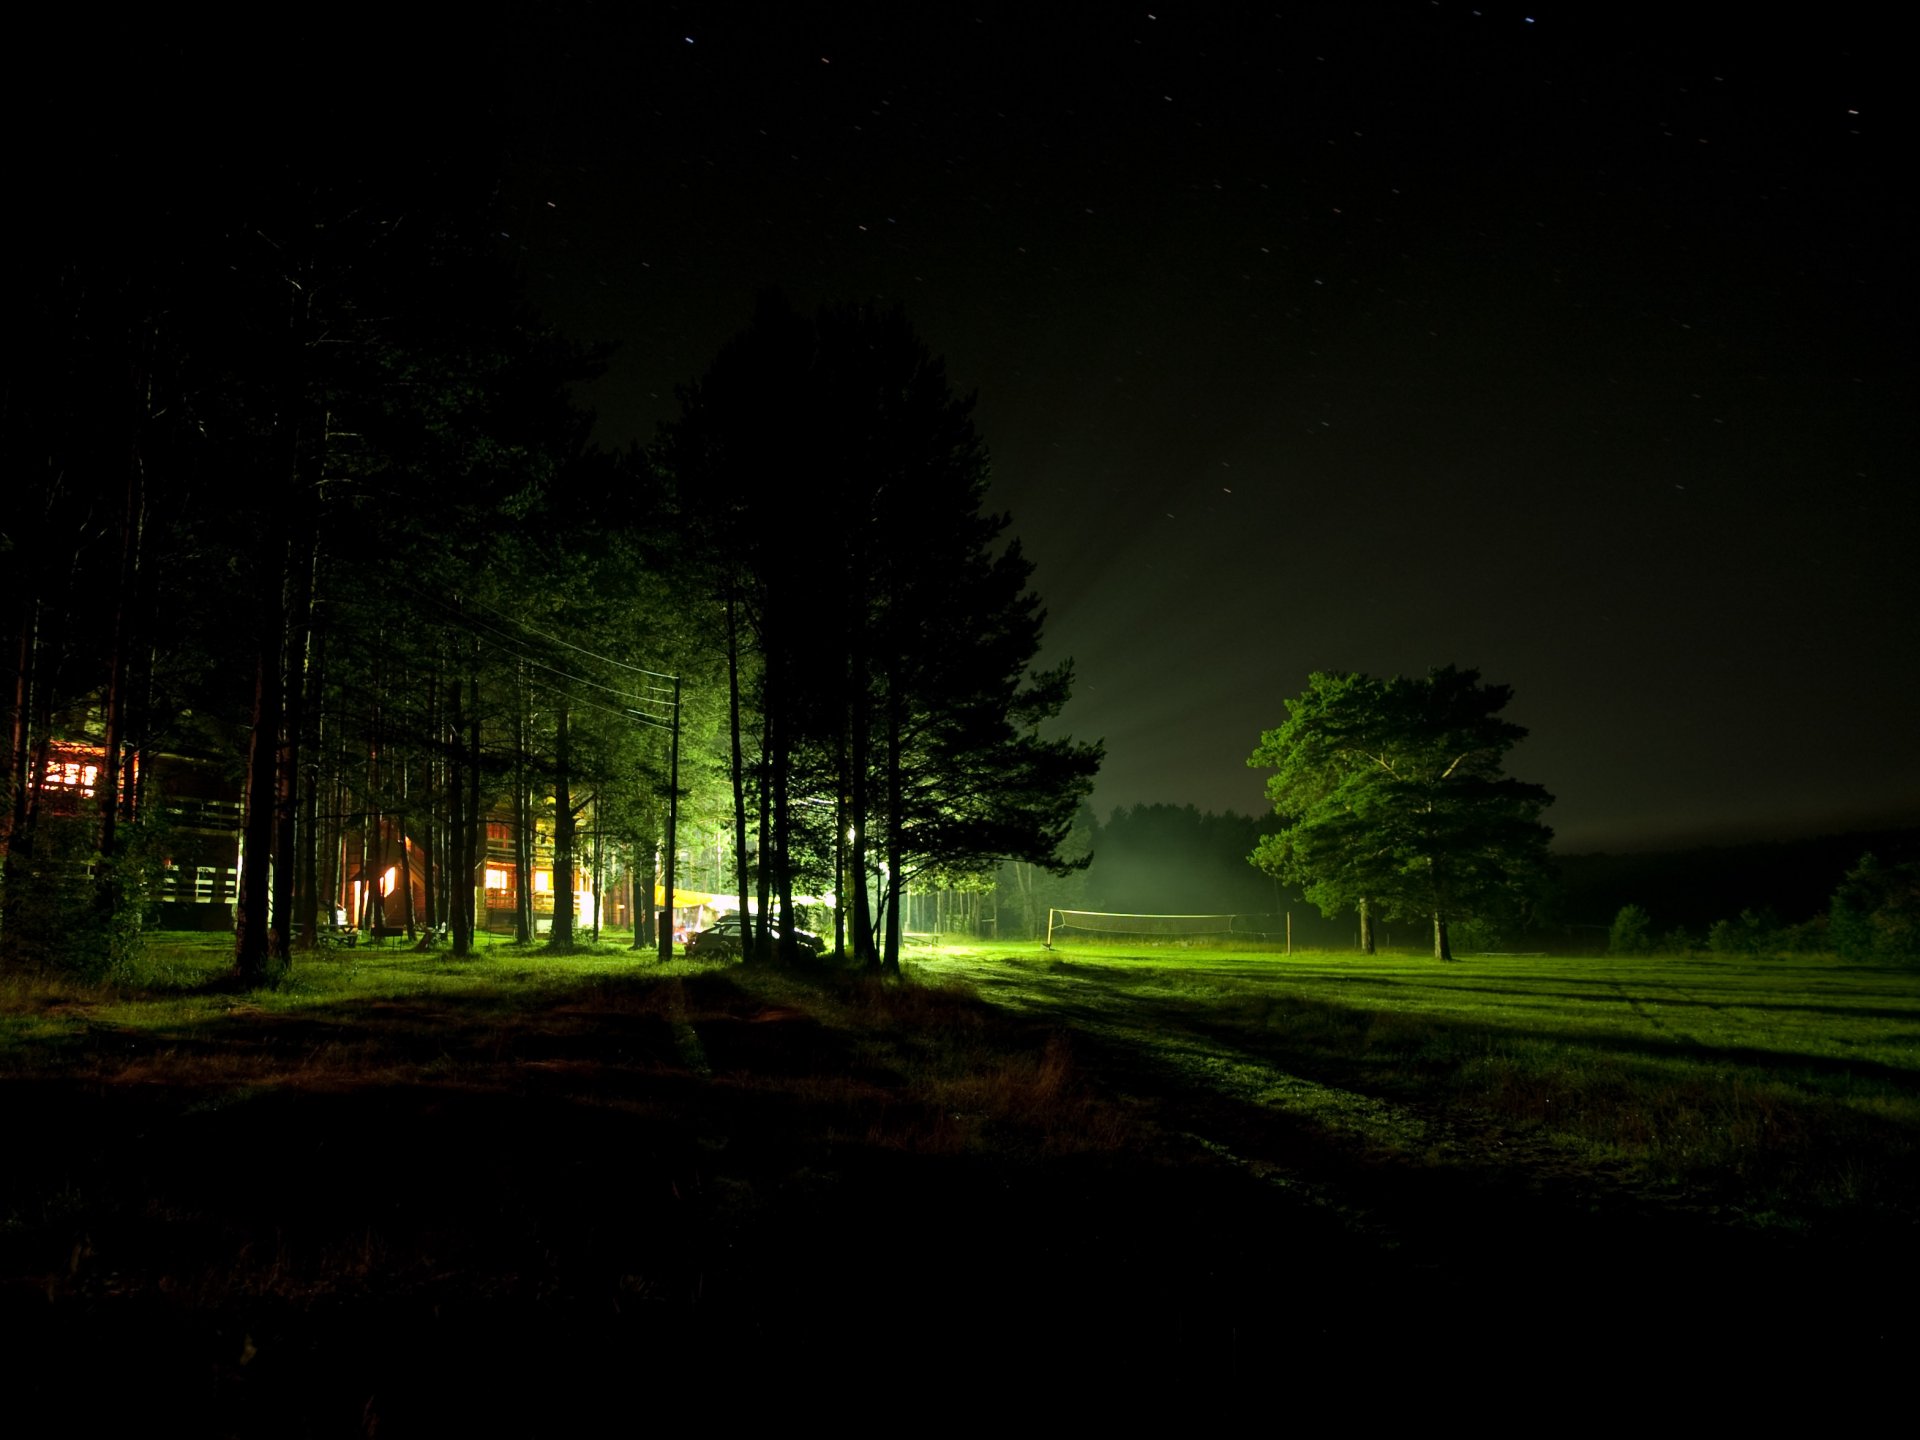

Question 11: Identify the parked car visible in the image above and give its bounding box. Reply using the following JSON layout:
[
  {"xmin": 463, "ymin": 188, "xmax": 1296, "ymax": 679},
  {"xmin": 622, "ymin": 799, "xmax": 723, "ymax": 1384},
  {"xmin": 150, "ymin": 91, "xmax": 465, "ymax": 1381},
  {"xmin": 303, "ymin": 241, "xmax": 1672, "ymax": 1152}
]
[{"xmin": 686, "ymin": 915, "xmax": 825, "ymax": 958}]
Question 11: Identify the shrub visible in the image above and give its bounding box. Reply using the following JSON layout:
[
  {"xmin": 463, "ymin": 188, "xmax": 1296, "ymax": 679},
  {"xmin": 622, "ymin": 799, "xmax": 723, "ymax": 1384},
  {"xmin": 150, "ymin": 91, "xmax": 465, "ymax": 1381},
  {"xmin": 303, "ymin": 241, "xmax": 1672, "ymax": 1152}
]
[
  {"xmin": 1450, "ymin": 917, "xmax": 1510, "ymax": 952},
  {"xmin": 1658, "ymin": 927, "xmax": 1698, "ymax": 955},
  {"xmin": 1708, "ymin": 908, "xmax": 1782, "ymax": 957},
  {"xmin": 1608, "ymin": 904, "xmax": 1654, "ymax": 956},
  {"xmin": 1831, "ymin": 854, "xmax": 1920, "ymax": 962},
  {"xmin": 0, "ymin": 816, "xmax": 156, "ymax": 979},
  {"xmin": 1776, "ymin": 915, "xmax": 1829, "ymax": 954}
]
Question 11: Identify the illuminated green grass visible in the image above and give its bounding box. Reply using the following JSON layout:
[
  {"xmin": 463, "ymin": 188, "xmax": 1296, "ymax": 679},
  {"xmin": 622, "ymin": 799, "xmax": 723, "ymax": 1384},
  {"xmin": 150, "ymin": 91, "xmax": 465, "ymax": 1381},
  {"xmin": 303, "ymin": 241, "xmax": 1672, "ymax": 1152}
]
[
  {"xmin": 912, "ymin": 941, "xmax": 1920, "ymax": 1229},
  {"xmin": 0, "ymin": 929, "xmax": 666, "ymax": 1049}
]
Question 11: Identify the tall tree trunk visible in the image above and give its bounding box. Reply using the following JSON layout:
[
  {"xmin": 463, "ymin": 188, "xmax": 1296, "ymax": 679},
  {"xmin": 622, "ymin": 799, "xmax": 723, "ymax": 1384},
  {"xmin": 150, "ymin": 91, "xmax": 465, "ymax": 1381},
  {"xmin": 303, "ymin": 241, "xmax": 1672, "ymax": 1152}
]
[
  {"xmin": 397, "ymin": 750, "xmax": 417, "ymax": 940},
  {"xmin": 628, "ymin": 849, "xmax": 642, "ymax": 949},
  {"xmin": 659, "ymin": 675, "xmax": 682, "ymax": 962},
  {"xmin": 590, "ymin": 798, "xmax": 602, "ymax": 944},
  {"xmin": 833, "ymin": 727, "xmax": 847, "ymax": 958},
  {"xmin": 727, "ymin": 591, "xmax": 752, "ymax": 957},
  {"xmin": 1425, "ymin": 850, "xmax": 1452, "ymax": 960},
  {"xmin": 465, "ymin": 661, "xmax": 481, "ymax": 948},
  {"xmin": 548, "ymin": 700, "xmax": 574, "ymax": 952},
  {"xmin": 881, "ymin": 683, "xmax": 904, "ymax": 975},
  {"xmin": 296, "ymin": 624, "xmax": 326, "ymax": 949},
  {"xmin": 771, "ymin": 663, "xmax": 797, "ymax": 966},
  {"xmin": 1, "ymin": 599, "xmax": 36, "ymax": 904},
  {"xmin": 752, "ymin": 703, "xmax": 772, "ymax": 964},
  {"xmin": 849, "ymin": 642, "xmax": 876, "ymax": 971},
  {"xmin": 366, "ymin": 693, "xmax": 386, "ymax": 938},
  {"xmin": 272, "ymin": 497, "xmax": 317, "ymax": 960},
  {"xmin": 637, "ymin": 836, "xmax": 658, "ymax": 950},
  {"xmin": 96, "ymin": 429, "xmax": 142, "ymax": 893},
  {"xmin": 447, "ymin": 640, "xmax": 472, "ymax": 957},
  {"xmin": 234, "ymin": 596, "xmax": 283, "ymax": 981},
  {"xmin": 514, "ymin": 661, "xmax": 533, "ymax": 944}
]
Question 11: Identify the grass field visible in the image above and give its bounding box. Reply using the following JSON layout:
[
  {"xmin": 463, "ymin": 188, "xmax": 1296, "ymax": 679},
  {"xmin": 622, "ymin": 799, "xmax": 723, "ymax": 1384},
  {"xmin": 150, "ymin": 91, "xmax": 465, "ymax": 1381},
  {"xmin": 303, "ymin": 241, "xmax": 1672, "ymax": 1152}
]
[
  {"xmin": 2, "ymin": 933, "xmax": 1915, "ymax": 1422},
  {"xmin": 920, "ymin": 942, "xmax": 1920, "ymax": 1231}
]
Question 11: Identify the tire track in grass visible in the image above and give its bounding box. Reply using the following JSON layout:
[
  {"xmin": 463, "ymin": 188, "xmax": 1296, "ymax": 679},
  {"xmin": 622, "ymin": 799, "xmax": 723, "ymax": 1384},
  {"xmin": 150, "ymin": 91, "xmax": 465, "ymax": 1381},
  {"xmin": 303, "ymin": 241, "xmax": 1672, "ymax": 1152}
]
[
  {"xmin": 1609, "ymin": 980, "xmax": 1667, "ymax": 1032},
  {"xmin": 1608, "ymin": 958, "xmax": 1754, "ymax": 1047},
  {"xmin": 929, "ymin": 951, "xmax": 1432, "ymax": 1153},
  {"xmin": 924, "ymin": 950, "xmax": 1681, "ymax": 1264},
  {"xmin": 934, "ymin": 958, "xmax": 1440, "ymax": 1247},
  {"xmin": 1049, "ymin": 980, "xmax": 1724, "ymax": 1277},
  {"xmin": 1611, "ymin": 975, "xmax": 1716, "ymax": 1050},
  {"xmin": 1610, "ymin": 974, "xmax": 1742, "ymax": 1051},
  {"xmin": 1649, "ymin": 976, "xmax": 1751, "ymax": 1031},
  {"xmin": 1077, "ymin": 1010, "xmax": 1423, "ymax": 1251}
]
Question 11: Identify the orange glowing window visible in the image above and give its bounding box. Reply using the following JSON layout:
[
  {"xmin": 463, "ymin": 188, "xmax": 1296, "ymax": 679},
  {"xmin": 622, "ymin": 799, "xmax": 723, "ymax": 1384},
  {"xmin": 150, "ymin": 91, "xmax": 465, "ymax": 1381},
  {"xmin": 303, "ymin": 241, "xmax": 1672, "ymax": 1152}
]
[{"xmin": 45, "ymin": 760, "xmax": 100, "ymax": 796}]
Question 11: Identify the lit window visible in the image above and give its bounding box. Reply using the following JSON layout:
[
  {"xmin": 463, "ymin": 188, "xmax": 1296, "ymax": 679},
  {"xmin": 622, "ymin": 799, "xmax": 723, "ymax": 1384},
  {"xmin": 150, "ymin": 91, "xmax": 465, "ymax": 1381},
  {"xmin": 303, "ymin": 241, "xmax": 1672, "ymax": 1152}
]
[{"xmin": 40, "ymin": 747, "xmax": 105, "ymax": 799}]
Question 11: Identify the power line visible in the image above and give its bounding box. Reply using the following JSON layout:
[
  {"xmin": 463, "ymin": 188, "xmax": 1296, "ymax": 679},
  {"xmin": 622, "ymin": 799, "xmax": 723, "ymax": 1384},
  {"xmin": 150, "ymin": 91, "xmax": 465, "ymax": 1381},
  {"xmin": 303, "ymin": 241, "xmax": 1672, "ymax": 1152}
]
[
  {"xmin": 462, "ymin": 594, "xmax": 682, "ymax": 686},
  {"xmin": 396, "ymin": 580, "xmax": 683, "ymax": 692},
  {"xmin": 526, "ymin": 658, "xmax": 675, "ymax": 714}
]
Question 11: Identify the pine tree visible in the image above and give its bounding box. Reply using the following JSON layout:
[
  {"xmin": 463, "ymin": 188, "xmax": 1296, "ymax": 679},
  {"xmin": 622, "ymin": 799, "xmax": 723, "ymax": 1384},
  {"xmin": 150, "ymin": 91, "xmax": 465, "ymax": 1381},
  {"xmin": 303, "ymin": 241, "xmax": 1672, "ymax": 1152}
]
[{"xmin": 661, "ymin": 299, "xmax": 1101, "ymax": 970}]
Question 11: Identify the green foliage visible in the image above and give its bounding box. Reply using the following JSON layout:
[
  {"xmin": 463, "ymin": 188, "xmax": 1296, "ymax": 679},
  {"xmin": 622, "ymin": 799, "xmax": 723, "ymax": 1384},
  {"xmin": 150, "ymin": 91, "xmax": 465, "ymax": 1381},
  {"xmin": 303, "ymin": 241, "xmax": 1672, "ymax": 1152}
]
[
  {"xmin": 1609, "ymin": 903, "xmax": 1655, "ymax": 956},
  {"xmin": 1830, "ymin": 853, "xmax": 1920, "ymax": 962},
  {"xmin": 1703, "ymin": 909, "xmax": 1828, "ymax": 958},
  {"xmin": 1247, "ymin": 666, "xmax": 1555, "ymax": 957},
  {"xmin": 1708, "ymin": 908, "xmax": 1780, "ymax": 956},
  {"xmin": 1447, "ymin": 916, "xmax": 1512, "ymax": 952},
  {"xmin": 1659, "ymin": 926, "xmax": 1699, "ymax": 956},
  {"xmin": 0, "ymin": 819, "xmax": 157, "ymax": 980}
]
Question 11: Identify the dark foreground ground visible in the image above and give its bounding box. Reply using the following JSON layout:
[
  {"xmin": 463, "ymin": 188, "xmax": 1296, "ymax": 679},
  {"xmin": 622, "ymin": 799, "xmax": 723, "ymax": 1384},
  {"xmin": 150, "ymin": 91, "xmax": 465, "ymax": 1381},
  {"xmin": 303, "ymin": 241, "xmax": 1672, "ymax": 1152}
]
[{"xmin": 2, "ymin": 960, "xmax": 1912, "ymax": 1431}]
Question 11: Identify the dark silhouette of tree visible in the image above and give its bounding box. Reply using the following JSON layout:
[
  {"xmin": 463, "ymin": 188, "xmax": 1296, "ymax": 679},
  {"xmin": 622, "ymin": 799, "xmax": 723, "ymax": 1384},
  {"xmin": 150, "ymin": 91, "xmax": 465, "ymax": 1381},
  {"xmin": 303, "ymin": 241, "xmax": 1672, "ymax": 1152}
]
[
  {"xmin": 2, "ymin": 21, "xmax": 648, "ymax": 981},
  {"xmin": 661, "ymin": 298, "xmax": 1100, "ymax": 971}
]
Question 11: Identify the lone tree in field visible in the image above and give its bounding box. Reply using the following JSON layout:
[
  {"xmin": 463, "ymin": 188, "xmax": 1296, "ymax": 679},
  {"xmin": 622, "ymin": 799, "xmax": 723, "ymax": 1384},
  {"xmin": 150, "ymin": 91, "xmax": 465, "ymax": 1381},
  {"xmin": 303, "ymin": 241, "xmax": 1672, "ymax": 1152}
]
[{"xmin": 1248, "ymin": 667, "xmax": 1554, "ymax": 960}]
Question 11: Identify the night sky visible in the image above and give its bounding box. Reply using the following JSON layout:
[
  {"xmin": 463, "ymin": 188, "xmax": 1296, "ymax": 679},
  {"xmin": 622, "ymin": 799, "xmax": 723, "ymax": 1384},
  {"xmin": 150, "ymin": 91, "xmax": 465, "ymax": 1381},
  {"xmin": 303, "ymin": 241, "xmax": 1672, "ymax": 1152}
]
[{"xmin": 100, "ymin": 5, "xmax": 1920, "ymax": 852}]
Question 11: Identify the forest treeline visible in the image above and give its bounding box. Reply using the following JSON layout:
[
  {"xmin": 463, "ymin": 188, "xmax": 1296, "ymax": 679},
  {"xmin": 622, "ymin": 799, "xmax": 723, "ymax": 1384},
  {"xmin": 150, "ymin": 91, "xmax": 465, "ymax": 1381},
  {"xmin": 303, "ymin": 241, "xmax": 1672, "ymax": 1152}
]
[
  {"xmin": 1557, "ymin": 827, "xmax": 1920, "ymax": 937},
  {"xmin": 3, "ymin": 111, "xmax": 663, "ymax": 978}
]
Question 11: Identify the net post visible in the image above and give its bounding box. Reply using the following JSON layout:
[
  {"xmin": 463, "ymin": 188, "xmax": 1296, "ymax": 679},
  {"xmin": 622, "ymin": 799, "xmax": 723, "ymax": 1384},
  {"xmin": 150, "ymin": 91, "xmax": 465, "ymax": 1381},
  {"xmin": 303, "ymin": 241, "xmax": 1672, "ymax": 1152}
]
[{"xmin": 1044, "ymin": 908, "xmax": 1055, "ymax": 949}]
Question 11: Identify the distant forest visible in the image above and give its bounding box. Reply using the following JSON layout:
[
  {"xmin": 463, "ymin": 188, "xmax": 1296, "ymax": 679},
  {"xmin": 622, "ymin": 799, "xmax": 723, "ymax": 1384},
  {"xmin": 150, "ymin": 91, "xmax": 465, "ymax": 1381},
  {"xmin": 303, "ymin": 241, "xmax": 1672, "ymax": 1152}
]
[
  {"xmin": 1553, "ymin": 827, "xmax": 1920, "ymax": 935},
  {"xmin": 1003, "ymin": 803, "xmax": 1364, "ymax": 948},
  {"xmin": 1027, "ymin": 804, "xmax": 1920, "ymax": 950}
]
